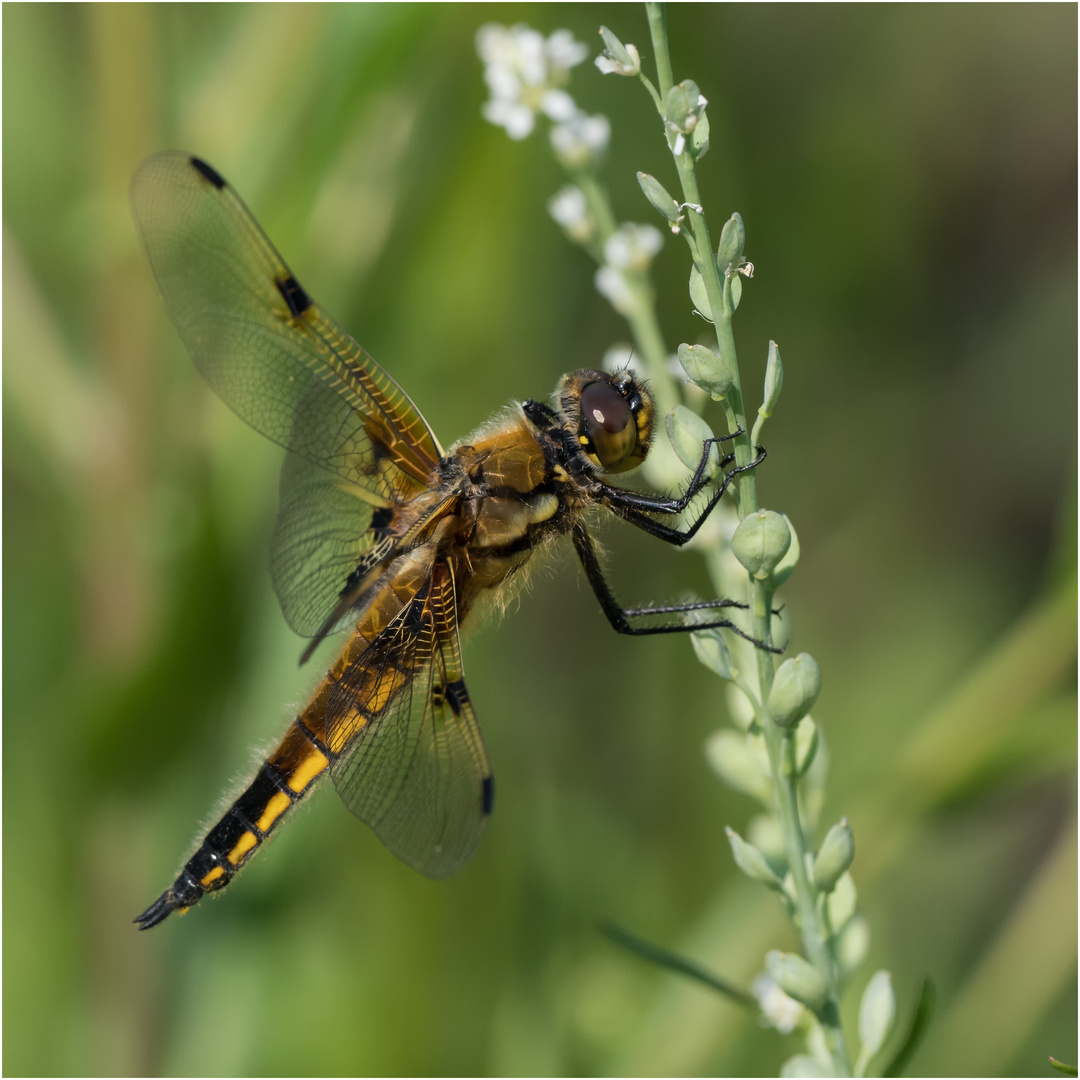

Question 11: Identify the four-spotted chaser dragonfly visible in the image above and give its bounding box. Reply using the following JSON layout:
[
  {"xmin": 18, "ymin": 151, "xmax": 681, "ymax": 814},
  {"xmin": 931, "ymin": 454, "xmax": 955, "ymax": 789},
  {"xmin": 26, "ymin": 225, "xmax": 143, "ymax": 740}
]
[{"xmin": 131, "ymin": 151, "xmax": 766, "ymax": 929}]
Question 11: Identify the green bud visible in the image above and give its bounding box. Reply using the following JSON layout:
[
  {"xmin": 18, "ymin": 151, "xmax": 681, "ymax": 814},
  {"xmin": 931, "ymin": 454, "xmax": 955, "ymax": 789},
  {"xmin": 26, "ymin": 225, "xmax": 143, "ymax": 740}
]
[
  {"xmin": 760, "ymin": 340, "xmax": 783, "ymax": 418},
  {"xmin": 724, "ymin": 682, "xmax": 756, "ymax": 732},
  {"xmin": 857, "ymin": 970, "xmax": 896, "ymax": 1074},
  {"xmin": 704, "ymin": 730, "xmax": 771, "ymax": 803},
  {"xmin": 691, "ymin": 627, "xmax": 732, "ymax": 680},
  {"xmin": 731, "ymin": 510, "xmax": 792, "ymax": 579},
  {"xmin": 726, "ymin": 826, "xmax": 782, "ymax": 889},
  {"xmin": 812, "ymin": 818, "xmax": 855, "ymax": 893},
  {"xmin": 677, "ymin": 342, "xmax": 735, "ymax": 400},
  {"xmin": 826, "ymin": 871, "xmax": 857, "ymax": 933},
  {"xmin": 793, "ymin": 715, "xmax": 819, "ymax": 777},
  {"xmin": 747, "ymin": 813, "xmax": 786, "ymax": 867},
  {"xmin": 837, "ymin": 913, "xmax": 870, "ymax": 974},
  {"xmin": 688, "ymin": 263, "xmax": 713, "ymax": 320},
  {"xmin": 780, "ymin": 1056, "xmax": 830, "ymax": 1078},
  {"xmin": 665, "ymin": 405, "xmax": 718, "ymax": 473},
  {"xmin": 729, "ymin": 273, "xmax": 743, "ymax": 312},
  {"xmin": 771, "ymin": 513, "xmax": 801, "ymax": 586},
  {"xmin": 765, "ymin": 950, "xmax": 828, "ymax": 1011},
  {"xmin": 767, "ymin": 653, "xmax": 821, "ymax": 728},
  {"xmin": 666, "ymin": 79, "xmax": 706, "ymax": 133},
  {"xmin": 717, "ymin": 212, "xmax": 746, "ymax": 271},
  {"xmin": 636, "ymin": 172, "xmax": 681, "ymax": 224}
]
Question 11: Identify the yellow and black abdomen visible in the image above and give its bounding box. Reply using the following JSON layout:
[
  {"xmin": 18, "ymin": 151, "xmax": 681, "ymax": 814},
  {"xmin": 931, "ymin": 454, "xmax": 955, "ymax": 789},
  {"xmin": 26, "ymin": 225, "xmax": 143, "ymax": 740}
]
[{"xmin": 134, "ymin": 713, "xmax": 333, "ymax": 929}]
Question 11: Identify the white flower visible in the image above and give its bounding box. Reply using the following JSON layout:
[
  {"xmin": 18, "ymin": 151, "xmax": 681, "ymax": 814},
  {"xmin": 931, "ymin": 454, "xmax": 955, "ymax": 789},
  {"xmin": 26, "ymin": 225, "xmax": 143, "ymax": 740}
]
[
  {"xmin": 547, "ymin": 185, "xmax": 593, "ymax": 243},
  {"xmin": 603, "ymin": 223, "xmax": 663, "ymax": 271},
  {"xmin": 594, "ymin": 265, "xmax": 634, "ymax": 316},
  {"xmin": 481, "ymin": 98, "xmax": 536, "ymax": 140},
  {"xmin": 545, "ymin": 28, "xmax": 588, "ymax": 72},
  {"xmin": 550, "ymin": 112, "xmax": 610, "ymax": 169},
  {"xmin": 476, "ymin": 24, "xmax": 587, "ymax": 139},
  {"xmin": 752, "ymin": 972, "xmax": 805, "ymax": 1035},
  {"xmin": 595, "ymin": 41, "xmax": 641, "ymax": 77}
]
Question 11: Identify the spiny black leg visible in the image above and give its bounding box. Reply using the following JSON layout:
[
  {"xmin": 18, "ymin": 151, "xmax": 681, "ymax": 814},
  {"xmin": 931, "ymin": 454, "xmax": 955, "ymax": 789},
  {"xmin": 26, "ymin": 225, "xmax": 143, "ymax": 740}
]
[
  {"xmin": 603, "ymin": 446, "xmax": 767, "ymax": 546},
  {"xmin": 570, "ymin": 521, "xmax": 782, "ymax": 652},
  {"xmin": 594, "ymin": 431, "xmax": 746, "ymax": 517}
]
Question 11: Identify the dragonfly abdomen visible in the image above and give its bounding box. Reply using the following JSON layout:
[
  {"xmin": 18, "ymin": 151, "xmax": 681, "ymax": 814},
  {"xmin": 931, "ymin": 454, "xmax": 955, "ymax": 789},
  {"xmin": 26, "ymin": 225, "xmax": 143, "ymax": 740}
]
[{"xmin": 134, "ymin": 715, "xmax": 333, "ymax": 929}]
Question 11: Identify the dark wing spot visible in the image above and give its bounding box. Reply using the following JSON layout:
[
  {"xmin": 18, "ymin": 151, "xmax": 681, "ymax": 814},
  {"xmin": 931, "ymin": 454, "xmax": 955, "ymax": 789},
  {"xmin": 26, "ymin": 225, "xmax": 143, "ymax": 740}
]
[
  {"xmin": 370, "ymin": 506, "xmax": 394, "ymax": 533},
  {"xmin": 276, "ymin": 274, "xmax": 311, "ymax": 317},
  {"xmin": 443, "ymin": 679, "xmax": 468, "ymax": 717},
  {"xmin": 481, "ymin": 774, "xmax": 495, "ymax": 815},
  {"xmin": 190, "ymin": 156, "xmax": 227, "ymax": 189}
]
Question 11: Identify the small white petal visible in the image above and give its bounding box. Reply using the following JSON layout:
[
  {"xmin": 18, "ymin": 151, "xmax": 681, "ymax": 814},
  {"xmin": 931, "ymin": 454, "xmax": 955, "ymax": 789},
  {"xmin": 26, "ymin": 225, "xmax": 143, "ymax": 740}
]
[
  {"xmin": 514, "ymin": 26, "xmax": 547, "ymax": 85},
  {"xmin": 482, "ymin": 99, "xmax": 535, "ymax": 139},
  {"xmin": 484, "ymin": 64, "xmax": 522, "ymax": 102},
  {"xmin": 547, "ymin": 185, "xmax": 588, "ymax": 228},
  {"xmin": 595, "ymin": 55, "xmax": 620, "ymax": 75},
  {"xmin": 752, "ymin": 973, "xmax": 805, "ymax": 1035},
  {"xmin": 595, "ymin": 266, "xmax": 635, "ymax": 316},
  {"xmin": 546, "ymin": 29, "xmax": 588, "ymax": 71},
  {"xmin": 604, "ymin": 223, "xmax": 663, "ymax": 270},
  {"xmin": 540, "ymin": 89, "xmax": 577, "ymax": 122},
  {"xmin": 672, "ymin": 133, "xmax": 686, "ymax": 155},
  {"xmin": 580, "ymin": 113, "xmax": 611, "ymax": 151}
]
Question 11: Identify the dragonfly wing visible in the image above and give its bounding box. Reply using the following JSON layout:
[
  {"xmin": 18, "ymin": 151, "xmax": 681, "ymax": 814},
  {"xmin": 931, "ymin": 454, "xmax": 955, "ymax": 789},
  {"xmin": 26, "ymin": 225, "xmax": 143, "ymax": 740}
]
[
  {"xmin": 131, "ymin": 151, "xmax": 444, "ymax": 631},
  {"xmin": 325, "ymin": 558, "xmax": 493, "ymax": 878},
  {"xmin": 271, "ymin": 449, "xmax": 396, "ymax": 638}
]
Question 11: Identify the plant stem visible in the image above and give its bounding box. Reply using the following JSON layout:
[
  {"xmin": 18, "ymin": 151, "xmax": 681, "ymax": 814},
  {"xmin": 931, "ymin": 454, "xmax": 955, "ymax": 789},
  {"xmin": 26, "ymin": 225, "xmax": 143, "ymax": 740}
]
[{"xmin": 644, "ymin": 4, "xmax": 851, "ymax": 1073}]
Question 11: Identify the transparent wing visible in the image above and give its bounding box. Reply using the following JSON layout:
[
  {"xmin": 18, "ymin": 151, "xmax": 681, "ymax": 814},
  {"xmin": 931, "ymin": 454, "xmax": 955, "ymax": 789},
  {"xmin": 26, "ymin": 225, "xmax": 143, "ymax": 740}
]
[
  {"xmin": 325, "ymin": 559, "xmax": 493, "ymax": 878},
  {"xmin": 271, "ymin": 449, "xmax": 396, "ymax": 638},
  {"xmin": 131, "ymin": 151, "xmax": 444, "ymax": 632}
]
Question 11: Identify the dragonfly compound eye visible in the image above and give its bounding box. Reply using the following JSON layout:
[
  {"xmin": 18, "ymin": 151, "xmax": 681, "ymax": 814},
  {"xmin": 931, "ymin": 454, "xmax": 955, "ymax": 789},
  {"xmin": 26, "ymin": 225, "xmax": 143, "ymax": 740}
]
[{"xmin": 581, "ymin": 381, "xmax": 637, "ymax": 470}]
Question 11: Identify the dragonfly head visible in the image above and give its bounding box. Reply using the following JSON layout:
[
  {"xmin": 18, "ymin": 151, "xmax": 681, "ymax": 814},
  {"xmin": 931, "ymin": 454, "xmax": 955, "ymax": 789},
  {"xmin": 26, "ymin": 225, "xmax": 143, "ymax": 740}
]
[{"xmin": 556, "ymin": 369, "xmax": 654, "ymax": 475}]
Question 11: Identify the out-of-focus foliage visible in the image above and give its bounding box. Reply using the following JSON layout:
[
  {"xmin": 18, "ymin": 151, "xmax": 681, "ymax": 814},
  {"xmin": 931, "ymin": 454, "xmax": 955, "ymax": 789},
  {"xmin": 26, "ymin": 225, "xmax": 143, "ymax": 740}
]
[{"xmin": 3, "ymin": 4, "xmax": 1075, "ymax": 1076}]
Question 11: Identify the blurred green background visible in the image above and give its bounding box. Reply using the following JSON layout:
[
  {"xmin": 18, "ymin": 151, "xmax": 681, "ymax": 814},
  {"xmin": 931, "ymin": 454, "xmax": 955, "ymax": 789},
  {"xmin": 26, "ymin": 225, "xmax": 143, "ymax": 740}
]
[{"xmin": 3, "ymin": 4, "xmax": 1075, "ymax": 1076}]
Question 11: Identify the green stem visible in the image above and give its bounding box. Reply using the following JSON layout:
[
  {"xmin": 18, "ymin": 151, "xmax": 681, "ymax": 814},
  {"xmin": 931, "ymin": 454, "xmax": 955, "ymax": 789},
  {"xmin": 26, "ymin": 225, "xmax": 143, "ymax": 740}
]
[{"xmin": 645, "ymin": 5, "xmax": 851, "ymax": 1074}]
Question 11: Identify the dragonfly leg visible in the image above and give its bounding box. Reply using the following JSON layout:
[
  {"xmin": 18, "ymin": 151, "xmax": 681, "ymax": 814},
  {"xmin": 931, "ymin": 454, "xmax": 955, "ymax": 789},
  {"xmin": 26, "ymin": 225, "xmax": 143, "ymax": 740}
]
[
  {"xmin": 570, "ymin": 521, "xmax": 782, "ymax": 653},
  {"xmin": 598, "ymin": 446, "xmax": 767, "ymax": 546}
]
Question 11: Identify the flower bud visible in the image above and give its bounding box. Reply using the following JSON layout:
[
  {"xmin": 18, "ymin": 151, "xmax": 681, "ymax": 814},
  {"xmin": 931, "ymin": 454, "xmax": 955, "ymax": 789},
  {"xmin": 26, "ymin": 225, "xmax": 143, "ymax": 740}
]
[
  {"xmin": 826, "ymin": 871, "xmax": 857, "ymax": 932},
  {"xmin": 836, "ymin": 912, "xmax": 870, "ymax": 973},
  {"xmin": 637, "ymin": 171, "xmax": 681, "ymax": 223},
  {"xmin": 595, "ymin": 26, "xmax": 641, "ymax": 76},
  {"xmin": 688, "ymin": 262, "xmax": 715, "ymax": 321},
  {"xmin": 771, "ymin": 513, "xmax": 800, "ymax": 587},
  {"xmin": 857, "ymin": 970, "xmax": 896, "ymax": 1069},
  {"xmin": 765, "ymin": 950, "xmax": 828, "ymax": 1011},
  {"xmin": 793, "ymin": 715, "xmax": 819, "ymax": 778},
  {"xmin": 747, "ymin": 813, "xmax": 786, "ymax": 867},
  {"xmin": 677, "ymin": 342, "xmax": 735, "ymax": 401},
  {"xmin": 812, "ymin": 818, "xmax": 854, "ymax": 893},
  {"xmin": 760, "ymin": 339, "xmax": 783, "ymax": 418},
  {"xmin": 705, "ymin": 729, "xmax": 771, "ymax": 803},
  {"xmin": 666, "ymin": 79, "xmax": 707, "ymax": 134},
  {"xmin": 716, "ymin": 212, "xmax": 746, "ymax": 271},
  {"xmin": 726, "ymin": 827, "xmax": 782, "ymax": 889},
  {"xmin": 691, "ymin": 627, "xmax": 732, "ymax": 680},
  {"xmin": 767, "ymin": 653, "xmax": 821, "ymax": 728},
  {"xmin": 731, "ymin": 510, "xmax": 792, "ymax": 579},
  {"xmin": 665, "ymin": 405, "xmax": 718, "ymax": 474}
]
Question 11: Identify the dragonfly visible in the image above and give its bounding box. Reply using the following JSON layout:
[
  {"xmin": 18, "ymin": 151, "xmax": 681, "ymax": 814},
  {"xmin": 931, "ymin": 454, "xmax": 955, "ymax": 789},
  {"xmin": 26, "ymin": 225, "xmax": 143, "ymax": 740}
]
[{"xmin": 130, "ymin": 151, "xmax": 768, "ymax": 929}]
